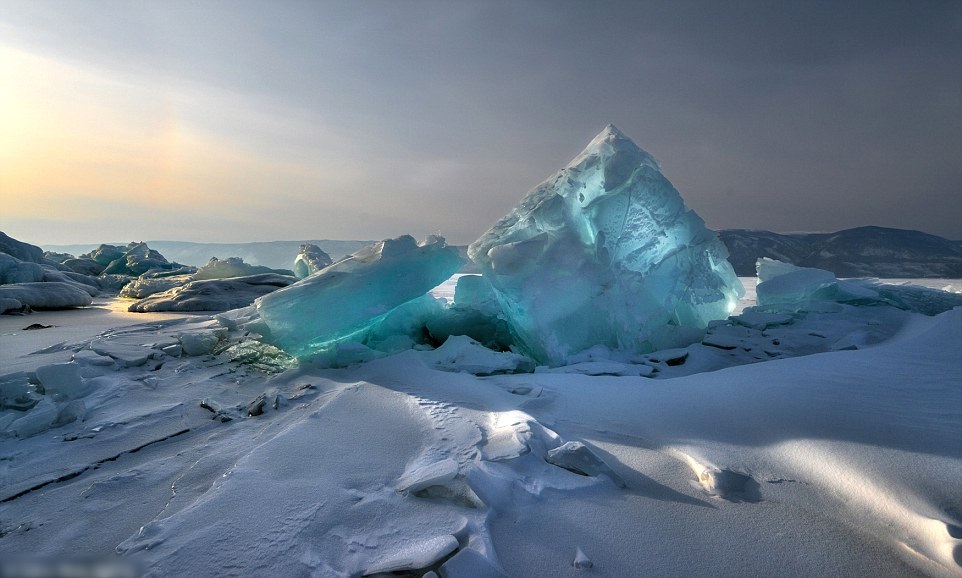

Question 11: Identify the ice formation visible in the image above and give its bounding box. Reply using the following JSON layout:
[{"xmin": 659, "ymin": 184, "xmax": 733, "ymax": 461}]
[
  {"xmin": 755, "ymin": 258, "xmax": 962, "ymax": 314},
  {"xmin": 192, "ymin": 256, "xmax": 284, "ymax": 280},
  {"xmin": 468, "ymin": 125, "xmax": 743, "ymax": 365},
  {"xmin": 292, "ymin": 243, "xmax": 333, "ymax": 279},
  {"xmin": 255, "ymin": 235, "xmax": 463, "ymax": 358},
  {"xmin": 94, "ymin": 242, "xmax": 181, "ymax": 276},
  {"xmin": 0, "ymin": 234, "xmax": 105, "ymax": 313},
  {"xmin": 425, "ymin": 274, "xmax": 514, "ymax": 350},
  {"xmin": 128, "ymin": 274, "xmax": 296, "ymax": 312},
  {"xmin": 0, "ymin": 282, "xmax": 93, "ymax": 313}
]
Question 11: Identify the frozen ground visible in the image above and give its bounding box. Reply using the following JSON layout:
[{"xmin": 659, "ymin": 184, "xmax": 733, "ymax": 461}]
[{"xmin": 1, "ymin": 278, "xmax": 960, "ymax": 577}]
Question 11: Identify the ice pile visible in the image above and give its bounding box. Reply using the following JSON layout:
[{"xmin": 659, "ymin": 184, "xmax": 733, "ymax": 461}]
[
  {"xmin": 128, "ymin": 274, "xmax": 297, "ymax": 312},
  {"xmin": 255, "ymin": 235, "xmax": 463, "ymax": 358},
  {"xmin": 91, "ymin": 242, "xmax": 183, "ymax": 277},
  {"xmin": 756, "ymin": 258, "xmax": 962, "ymax": 314},
  {"xmin": 1, "ymin": 233, "xmax": 100, "ymax": 313},
  {"xmin": 468, "ymin": 125, "xmax": 743, "ymax": 365},
  {"xmin": 191, "ymin": 256, "xmax": 287, "ymax": 280}
]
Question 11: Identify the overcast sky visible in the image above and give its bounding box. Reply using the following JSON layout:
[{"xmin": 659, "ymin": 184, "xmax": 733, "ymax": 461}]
[{"xmin": 2, "ymin": 0, "xmax": 960, "ymax": 246}]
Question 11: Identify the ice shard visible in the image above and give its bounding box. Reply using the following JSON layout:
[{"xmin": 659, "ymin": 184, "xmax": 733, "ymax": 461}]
[
  {"xmin": 468, "ymin": 125, "xmax": 743, "ymax": 365},
  {"xmin": 255, "ymin": 235, "xmax": 463, "ymax": 358}
]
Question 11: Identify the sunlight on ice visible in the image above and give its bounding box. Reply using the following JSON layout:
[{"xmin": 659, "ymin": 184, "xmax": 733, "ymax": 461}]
[
  {"xmin": 469, "ymin": 125, "xmax": 744, "ymax": 365},
  {"xmin": 254, "ymin": 235, "xmax": 462, "ymax": 359}
]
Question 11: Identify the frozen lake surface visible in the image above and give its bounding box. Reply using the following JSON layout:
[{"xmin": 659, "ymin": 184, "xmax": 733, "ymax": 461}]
[{"xmin": 1, "ymin": 277, "xmax": 960, "ymax": 577}]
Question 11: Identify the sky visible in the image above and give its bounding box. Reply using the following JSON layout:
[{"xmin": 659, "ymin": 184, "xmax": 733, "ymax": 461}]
[{"xmin": 1, "ymin": 1, "xmax": 960, "ymax": 247}]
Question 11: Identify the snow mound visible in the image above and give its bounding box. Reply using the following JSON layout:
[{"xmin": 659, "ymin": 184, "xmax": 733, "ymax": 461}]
[{"xmin": 421, "ymin": 335, "xmax": 534, "ymax": 376}]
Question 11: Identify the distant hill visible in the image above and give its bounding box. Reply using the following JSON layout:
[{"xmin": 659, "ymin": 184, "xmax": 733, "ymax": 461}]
[
  {"xmin": 40, "ymin": 228, "xmax": 962, "ymax": 278},
  {"xmin": 719, "ymin": 226, "xmax": 962, "ymax": 278},
  {"xmin": 43, "ymin": 240, "xmax": 374, "ymax": 269}
]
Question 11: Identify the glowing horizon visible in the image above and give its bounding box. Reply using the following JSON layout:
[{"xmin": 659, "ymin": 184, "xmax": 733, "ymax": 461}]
[{"xmin": 2, "ymin": 3, "xmax": 960, "ymax": 247}]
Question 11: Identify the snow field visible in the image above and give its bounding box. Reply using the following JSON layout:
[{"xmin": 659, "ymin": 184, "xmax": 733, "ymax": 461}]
[{"xmin": 1, "ymin": 280, "xmax": 961, "ymax": 576}]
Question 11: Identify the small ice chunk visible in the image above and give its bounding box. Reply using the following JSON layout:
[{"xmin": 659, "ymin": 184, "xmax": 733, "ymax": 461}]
[
  {"xmin": 161, "ymin": 343, "xmax": 183, "ymax": 357},
  {"xmin": 0, "ymin": 296, "xmax": 24, "ymax": 314},
  {"xmin": 439, "ymin": 547, "xmax": 509, "ymax": 578},
  {"xmin": 696, "ymin": 467, "xmax": 754, "ymax": 500},
  {"xmin": 363, "ymin": 535, "xmax": 459, "ymax": 575},
  {"xmin": 0, "ymin": 372, "xmax": 41, "ymax": 411},
  {"xmin": 90, "ymin": 339, "xmax": 151, "ymax": 367},
  {"xmin": 422, "ymin": 335, "xmax": 535, "ymax": 376},
  {"xmin": 481, "ymin": 412, "xmax": 537, "ymax": 462},
  {"xmin": 72, "ymin": 349, "xmax": 115, "ymax": 366},
  {"xmin": 179, "ymin": 330, "xmax": 226, "ymax": 356},
  {"xmin": 54, "ymin": 399, "xmax": 86, "ymax": 426},
  {"xmin": 573, "ymin": 547, "xmax": 593, "ymax": 569},
  {"xmin": 396, "ymin": 458, "xmax": 459, "ymax": 493},
  {"xmin": 9, "ymin": 398, "xmax": 59, "ymax": 438},
  {"xmin": 35, "ymin": 362, "xmax": 91, "ymax": 400},
  {"xmin": 545, "ymin": 441, "xmax": 626, "ymax": 487},
  {"xmin": 756, "ymin": 259, "xmax": 839, "ymax": 307}
]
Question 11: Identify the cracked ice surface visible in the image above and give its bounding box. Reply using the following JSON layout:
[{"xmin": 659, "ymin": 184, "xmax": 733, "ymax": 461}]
[
  {"xmin": 469, "ymin": 125, "xmax": 743, "ymax": 365},
  {"xmin": 2, "ymin": 294, "xmax": 961, "ymax": 576}
]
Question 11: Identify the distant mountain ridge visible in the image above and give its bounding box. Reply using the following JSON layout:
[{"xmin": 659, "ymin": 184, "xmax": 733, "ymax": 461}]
[
  {"xmin": 38, "ymin": 227, "xmax": 962, "ymax": 278},
  {"xmin": 719, "ymin": 226, "xmax": 962, "ymax": 278},
  {"xmin": 43, "ymin": 240, "xmax": 374, "ymax": 270}
]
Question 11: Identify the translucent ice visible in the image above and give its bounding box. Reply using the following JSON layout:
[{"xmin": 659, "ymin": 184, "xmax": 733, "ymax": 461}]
[
  {"xmin": 292, "ymin": 243, "xmax": 333, "ymax": 279},
  {"xmin": 425, "ymin": 274, "xmax": 514, "ymax": 350},
  {"xmin": 468, "ymin": 125, "xmax": 743, "ymax": 365},
  {"xmin": 255, "ymin": 235, "xmax": 463, "ymax": 358},
  {"xmin": 755, "ymin": 258, "xmax": 870, "ymax": 307},
  {"xmin": 756, "ymin": 257, "xmax": 962, "ymax": 314}
]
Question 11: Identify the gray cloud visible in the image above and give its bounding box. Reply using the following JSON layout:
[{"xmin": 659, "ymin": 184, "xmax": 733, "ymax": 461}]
[{"xmin": 2, "ymin": 0, "xmax": 960, "ymax": 243}]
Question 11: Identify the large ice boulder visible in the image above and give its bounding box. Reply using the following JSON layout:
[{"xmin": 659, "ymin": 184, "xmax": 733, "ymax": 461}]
[
  {"xmin": 62, "ymin": 257, "xmax": 106, "ymax": 276},
  {"xmin": 255, "ymin": 235, "xmax": 463, "ymax": 358},
  {"xmin": 0, "ymin": 231, "xmax": 44, "ymax": 263},
  {"xmin": 1, "ymin": 236, "xmax": 102, "ymax": 313},
  {"xmin": 128, "ymin": 273, "xmax": 296, "ymax": 312},
  {"xmin": 87, "ymin": 242, "xmax": 181, "ymax": 276},
  {"xmin": 755, "ymin": 258, "xmax": 865, "ymax": 307},
  {"xmin": 192, "ymin": 256, "xmax": 286, "ymax": 280},
  {"xmin": 0, "ymin": 253, "xmax": 45, "ymax": 284},
  {"xmin": 468, "ymin": 125, "xmax": 743, "ymax": 365},
  {"xmin": 292, "ymin": 243, "xmax": 333, "ymax": 279},
  {"xmin": 0, "ymin": 282, "xmax": 93, "ymax": 311},
  {"xmin": 120, "ymin": 274, "xmax": 194, "ymax": 299}
]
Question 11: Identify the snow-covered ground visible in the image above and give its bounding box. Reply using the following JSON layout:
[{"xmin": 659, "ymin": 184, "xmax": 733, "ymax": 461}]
[{"xmin": 1, "ymin": 278, "xmax": 960, "ymax": 577}]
